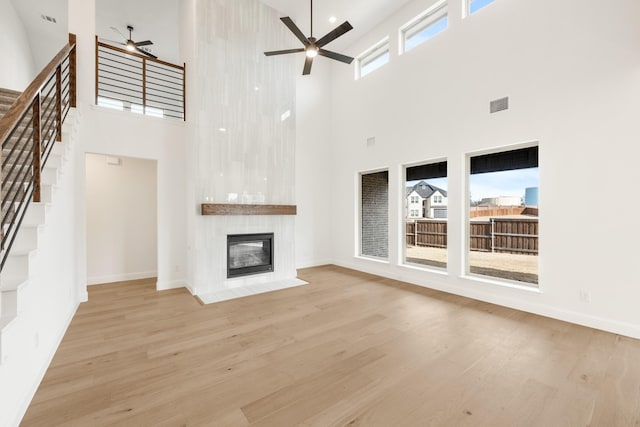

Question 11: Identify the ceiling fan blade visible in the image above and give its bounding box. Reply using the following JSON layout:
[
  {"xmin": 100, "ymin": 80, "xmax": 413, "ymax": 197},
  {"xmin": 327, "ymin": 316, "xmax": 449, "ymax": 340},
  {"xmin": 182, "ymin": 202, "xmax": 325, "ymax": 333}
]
[
  {"xmin": 135, "ymin": 40, "xmax": 153, "ymax": 47},
  {"xmin": 302, "ymin": 56, "xmax": 314, "ymax": 75},
  {"xmin": 136, "ymin": 46, "xmax": 157, "ymax": 59},
  {"xmin": 318, "ymin": 49, "xmax": 354, "ymax": 64},
  {"xmin": 280, "ymin": 17, "xmax": 309, "ymax": 46},
  {"xmin": 316, "ymin": 21, "xmax": 354, "ymax": 48},
  {"xmin": 110, "ymin": 26, "xmax": 128, "ymax": 41},
  {"xmin": 264, "ymin": 48, "xmax": 305, "ymax": 56},
  {"xmin": 101, "ymin": 38, "xmax": 126, "ymax": 46}
]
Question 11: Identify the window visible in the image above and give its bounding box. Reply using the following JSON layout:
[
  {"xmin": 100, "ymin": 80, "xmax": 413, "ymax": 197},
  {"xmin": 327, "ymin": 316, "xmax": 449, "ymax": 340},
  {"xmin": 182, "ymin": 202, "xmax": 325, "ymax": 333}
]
[
  {"xmin": 356, "ymin": 38, "xmax": 390, "ymax": 79},
  {"xmin": 468, "ymin": 146, "xmax": 539, "ymax": 286},
  {"xmin": 467, "ymin": 0, "xmax": 496, "ymax": 16},
  {"xmin": 360, "ymin": 170, "xmax": 389, "ymax": 259},
  {"xmin": 433, "ymin": 195, "xmax": 443, "ymax": 203},
  {"xmin": 400, "ymin": 0, "xmax": 448, "ymax": 54},
  {"xmin": 97, "ymin": 97, "xmax": 124, "ymax": 111},
  {"xmin": 131, "ymin": 104, "xmax": 165, "ymax": 118},
  {"xmin": 404, "ymin": 161, "xmax": 448, "ymax": 269}
]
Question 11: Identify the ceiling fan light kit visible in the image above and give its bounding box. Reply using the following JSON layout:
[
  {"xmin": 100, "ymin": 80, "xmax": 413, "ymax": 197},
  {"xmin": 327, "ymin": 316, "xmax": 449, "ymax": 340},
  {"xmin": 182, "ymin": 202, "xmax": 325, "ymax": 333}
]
[{"xmin": 264, "ymin": 0, "xmax": 355, "ymax": 75}]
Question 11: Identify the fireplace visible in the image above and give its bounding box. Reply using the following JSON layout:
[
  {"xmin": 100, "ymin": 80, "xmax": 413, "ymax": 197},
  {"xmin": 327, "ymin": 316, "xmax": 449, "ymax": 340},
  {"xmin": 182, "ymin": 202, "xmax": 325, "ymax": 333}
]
[{"xmin": 227, "ymin": 233, "xmax": 274, "ymax": 278}]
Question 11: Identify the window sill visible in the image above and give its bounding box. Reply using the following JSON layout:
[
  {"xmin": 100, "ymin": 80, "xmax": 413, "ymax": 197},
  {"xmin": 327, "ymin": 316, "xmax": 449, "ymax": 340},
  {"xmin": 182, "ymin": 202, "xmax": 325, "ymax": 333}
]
[
  {"xmin": 399, "ymin": 262, "xmax": 448, "ymax": 276},
  {"xmin": 461, "ymin": 273, "xmax": 542, "ymax": 294},
  {"xmin": 354, "ymin": 255, "xmax": 390, "ymax": 265}
]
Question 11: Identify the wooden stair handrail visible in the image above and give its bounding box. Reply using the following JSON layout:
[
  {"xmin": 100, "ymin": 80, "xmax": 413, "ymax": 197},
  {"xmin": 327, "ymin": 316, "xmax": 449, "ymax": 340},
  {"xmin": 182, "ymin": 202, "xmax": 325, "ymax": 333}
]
[
  {"xmin": 0, "ymin": 34, "xmax": 77, "ymax": 271},
  {"xmin": 0, "ymin": 35, "xmax": 77, "ymax": 145}
]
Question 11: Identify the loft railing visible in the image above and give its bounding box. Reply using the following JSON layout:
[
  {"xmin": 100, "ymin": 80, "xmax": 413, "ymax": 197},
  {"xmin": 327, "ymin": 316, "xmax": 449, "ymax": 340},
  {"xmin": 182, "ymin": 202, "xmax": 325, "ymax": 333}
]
[
  {"xmin": 0, "ymin": 34, "xmax": 77, "ymax": 271},
  {"xmin": 96, "ymin": 37, "xmax": 186, "ymax": 120}
]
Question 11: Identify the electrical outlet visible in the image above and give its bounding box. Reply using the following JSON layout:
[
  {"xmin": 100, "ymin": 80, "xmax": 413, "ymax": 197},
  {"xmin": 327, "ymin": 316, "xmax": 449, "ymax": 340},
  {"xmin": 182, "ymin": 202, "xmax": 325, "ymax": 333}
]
[{"xmin": 579, "ymin": 290, "xmax": 591, "ymax": 303}]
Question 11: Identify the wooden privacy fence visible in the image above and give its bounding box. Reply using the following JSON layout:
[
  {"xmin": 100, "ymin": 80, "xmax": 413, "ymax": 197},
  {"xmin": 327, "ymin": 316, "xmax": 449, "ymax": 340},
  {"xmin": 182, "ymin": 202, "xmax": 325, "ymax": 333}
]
[
  {"xmin": 470, "ymin": 206, "xmax": 539, "ymax": 218},
  {"xmin": 406, "ymin": 218, "xmax": 538, "ymax": 255}
]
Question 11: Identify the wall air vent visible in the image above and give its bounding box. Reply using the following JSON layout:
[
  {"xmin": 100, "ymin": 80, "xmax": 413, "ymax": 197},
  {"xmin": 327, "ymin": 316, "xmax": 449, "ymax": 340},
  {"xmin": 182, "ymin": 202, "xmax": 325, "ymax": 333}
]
[
  {"xmin": 490, "ymin": 97, "xmax": 509, "ymax": 114},
  {"xmin": 41, "ymin": 14, "xmax": 57, "ymax": 24}
]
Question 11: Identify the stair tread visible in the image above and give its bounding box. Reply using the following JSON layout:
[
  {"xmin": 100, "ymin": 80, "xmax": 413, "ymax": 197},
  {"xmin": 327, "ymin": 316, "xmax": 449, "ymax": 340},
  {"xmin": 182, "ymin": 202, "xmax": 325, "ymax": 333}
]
[
  {"xmin": 3, "ymin": 249, "xmax": 32, "ymax": 258},
  {"xmin": 0, "ymin": 88, "xmax": 21, "ymax": 96},
  {"xmin": 0, "ymin": 276, "xmax": 27, "ymax": 291},
  {"xmin": 0, "ymin": 315, "xmax": 17, "ymax": 331}
]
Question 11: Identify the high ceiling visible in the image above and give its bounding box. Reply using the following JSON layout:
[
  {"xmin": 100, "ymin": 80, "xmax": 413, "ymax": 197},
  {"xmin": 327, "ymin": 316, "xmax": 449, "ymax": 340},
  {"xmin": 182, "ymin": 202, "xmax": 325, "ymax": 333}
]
[
  {"xmin": 9, "ymin": 0, "xmax": 412, "ymax": 69},
  {"xmin": 10, "ymin": 0, "xmax": 68, "ymax": 69},
  {"xmin": 260, "ymin": 0, "xmax": 414, "ymax": 51}
]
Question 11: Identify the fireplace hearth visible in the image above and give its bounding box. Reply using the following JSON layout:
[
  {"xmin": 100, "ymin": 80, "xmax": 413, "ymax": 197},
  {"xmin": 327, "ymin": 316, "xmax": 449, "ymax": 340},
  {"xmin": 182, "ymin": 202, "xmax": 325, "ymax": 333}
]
[{"xmin": 227, "ymin": 233, "xmax": 274, "ymax": 278}]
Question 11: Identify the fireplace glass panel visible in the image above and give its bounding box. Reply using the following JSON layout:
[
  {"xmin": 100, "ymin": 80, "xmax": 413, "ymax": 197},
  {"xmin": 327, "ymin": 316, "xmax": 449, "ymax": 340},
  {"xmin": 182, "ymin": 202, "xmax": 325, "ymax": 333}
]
[{"xmin": 227, "ymin": 233, "xmax": 274, "ymax": 278}]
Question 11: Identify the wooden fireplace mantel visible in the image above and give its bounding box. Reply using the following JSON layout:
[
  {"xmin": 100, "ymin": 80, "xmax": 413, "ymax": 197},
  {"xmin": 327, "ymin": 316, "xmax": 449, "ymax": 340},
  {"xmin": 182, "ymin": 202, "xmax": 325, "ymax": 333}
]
[{"xmin": 200, "ymin": 204, "xmax": 297, "ymax": 216}]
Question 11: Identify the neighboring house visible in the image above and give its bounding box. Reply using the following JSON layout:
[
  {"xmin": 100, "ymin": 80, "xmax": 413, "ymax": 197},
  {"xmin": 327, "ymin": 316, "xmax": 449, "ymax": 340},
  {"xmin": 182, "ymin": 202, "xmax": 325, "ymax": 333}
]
[{"xmin": 406, "ymin": 181, "xmax": 448, "ymax": 219}]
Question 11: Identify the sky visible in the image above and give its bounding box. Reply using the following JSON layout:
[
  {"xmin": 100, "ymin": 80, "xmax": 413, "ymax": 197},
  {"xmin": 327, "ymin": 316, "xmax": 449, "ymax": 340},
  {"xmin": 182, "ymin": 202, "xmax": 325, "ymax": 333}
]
[
  {"xmin": 405, "ymin": 16, "xmax": 448, "ymax": 52},
  {"xmin": 407, "ymin": 167, "xmax": 539, "ymax": 202},
  {"xmin": 469, "ymin": 167, "xmax": 538, "ymax": 201},
  {"xmin": 470, "ymin": 0, "xmax": 496, "ymax": 15}
]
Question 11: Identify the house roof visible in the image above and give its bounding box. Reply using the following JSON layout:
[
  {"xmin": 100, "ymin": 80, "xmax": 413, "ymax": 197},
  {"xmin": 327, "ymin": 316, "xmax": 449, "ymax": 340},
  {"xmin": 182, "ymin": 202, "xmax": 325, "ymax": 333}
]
[{"xmin": 406, "ymin": 181, "xmax": 447, "ymax": 199}]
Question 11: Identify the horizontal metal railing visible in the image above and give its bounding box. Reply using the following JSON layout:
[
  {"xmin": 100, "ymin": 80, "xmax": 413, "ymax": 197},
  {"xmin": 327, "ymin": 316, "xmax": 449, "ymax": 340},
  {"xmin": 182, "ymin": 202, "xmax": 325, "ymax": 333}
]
[
  {"xmin": 0, "ymin": 34, "xmax": 77, "ymax": 271},
  {"xmin": 96, "ymin": 37, "xmax": 186, "ymax": 120}
]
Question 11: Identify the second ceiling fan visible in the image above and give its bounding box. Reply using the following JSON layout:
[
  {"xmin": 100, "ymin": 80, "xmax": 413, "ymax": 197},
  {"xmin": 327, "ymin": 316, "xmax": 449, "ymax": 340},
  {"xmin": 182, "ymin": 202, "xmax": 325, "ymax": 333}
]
[
  {"xmin": 264, "ymin": 0, "xmax": 354, "ymax": 75},
  {"xmin": 110, "ymin": 25, "xmax": 157, "ymax": 59}
]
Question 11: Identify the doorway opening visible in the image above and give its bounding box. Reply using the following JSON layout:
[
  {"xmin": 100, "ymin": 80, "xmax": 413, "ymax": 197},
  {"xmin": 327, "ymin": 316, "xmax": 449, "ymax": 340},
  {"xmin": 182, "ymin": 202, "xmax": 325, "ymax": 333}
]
[{"xmin": 85, "ymin": 153, "xmax": 158, "ymax": 286}]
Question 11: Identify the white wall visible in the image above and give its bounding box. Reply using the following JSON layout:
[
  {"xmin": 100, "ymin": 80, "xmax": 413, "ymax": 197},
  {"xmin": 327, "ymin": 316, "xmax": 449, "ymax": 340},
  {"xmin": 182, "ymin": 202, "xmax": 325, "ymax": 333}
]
[
  {"xmin": 0, "ymin": 117, "xmax": 82, "ymax": 427},
  {"xmin": 9, "ymin": 0, "xmax": 68, "ymax": 72},
  {"xmin": 295, "ymin": 59, "xmax": 334, "ymax": 268},
  {"xmin": 0, "ymin": 0, "xmax": 36, "ymax": 90},
  {"xmin": 74, "ymin": 108, "xmax": 188, "ymax": 293},
  {"xmin": 69, "ymin": 0, "xmax": 188, "ymax": 295},
  {"xmin": 321, "ymin": 0, "xmax": 640, "ymax": 337},
  {"xmin": 86, "ymin": 154, "xmax": 158, "ymax": 285}
]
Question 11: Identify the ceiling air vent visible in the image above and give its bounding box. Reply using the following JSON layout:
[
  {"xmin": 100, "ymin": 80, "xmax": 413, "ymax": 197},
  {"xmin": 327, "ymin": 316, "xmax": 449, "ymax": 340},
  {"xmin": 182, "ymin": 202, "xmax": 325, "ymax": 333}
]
[{"xmin": 490, "ymin": 97, "xmax": 509, "ymax": 114}]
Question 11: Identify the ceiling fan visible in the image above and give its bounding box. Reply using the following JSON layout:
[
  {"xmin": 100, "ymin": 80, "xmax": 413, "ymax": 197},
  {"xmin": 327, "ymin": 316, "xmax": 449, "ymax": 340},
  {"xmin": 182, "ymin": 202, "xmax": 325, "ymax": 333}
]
[
  {"xmin": 108, "ymin": 25, "xmax": 157, "ymax": 59},
  {"xmin": 264, "ymin": 0, "xmax": 354, "ymax": 75}
]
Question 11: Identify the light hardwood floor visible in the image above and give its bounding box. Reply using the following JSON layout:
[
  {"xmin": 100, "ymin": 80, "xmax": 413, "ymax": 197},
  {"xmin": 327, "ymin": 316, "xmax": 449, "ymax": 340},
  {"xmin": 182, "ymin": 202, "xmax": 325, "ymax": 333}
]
[{"xmin": 22, "ymin": 266, "xmax": 640, "ymax": 426}]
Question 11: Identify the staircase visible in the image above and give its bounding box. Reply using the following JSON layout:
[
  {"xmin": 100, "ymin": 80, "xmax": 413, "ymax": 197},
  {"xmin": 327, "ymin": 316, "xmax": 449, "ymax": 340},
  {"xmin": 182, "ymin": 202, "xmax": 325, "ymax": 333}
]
[
  {"xmin": 0, "ymin": 88, "xmax": 78, "ymax": 363},
  {"xmin": 0, "ymin": 88, "xmax": 25, "ymax": 337}
]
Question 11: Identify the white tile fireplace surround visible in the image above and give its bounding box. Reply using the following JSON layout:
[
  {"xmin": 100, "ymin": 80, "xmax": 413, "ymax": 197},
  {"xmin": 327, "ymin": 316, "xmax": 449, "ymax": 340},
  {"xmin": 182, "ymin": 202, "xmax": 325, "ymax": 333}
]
[
  {"xmin": 195, "ymin": 216, "xmax": 307, "ymax": 304},
  {"xmin": 190, "ymin": 0, "xmax": 304, "ymax": 304}
]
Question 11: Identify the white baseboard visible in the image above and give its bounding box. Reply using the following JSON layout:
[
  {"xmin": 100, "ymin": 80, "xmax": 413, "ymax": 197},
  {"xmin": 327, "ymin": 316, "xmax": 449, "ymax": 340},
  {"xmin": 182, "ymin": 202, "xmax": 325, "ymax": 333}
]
[
  {"xmin": 331, "ymin": 260, "xmax": 640, "ymax": 340},
  {"xmin": 183, "ymin": 282, "xmax": 196, "ymax": 295},
  {"xmin": 12, "ymin": 301, "xmax": 79, "ymax": 427},
  {"xmin": 87, "ymin": 271, "xmax": 157, "ymax": 285},
  {"xmin": 156, "ymin": 279, "xmax": 187, "ymax": 291},
  {"xmin": 296, "ymin": 259, "xmax": 333, "ymax": 270}
]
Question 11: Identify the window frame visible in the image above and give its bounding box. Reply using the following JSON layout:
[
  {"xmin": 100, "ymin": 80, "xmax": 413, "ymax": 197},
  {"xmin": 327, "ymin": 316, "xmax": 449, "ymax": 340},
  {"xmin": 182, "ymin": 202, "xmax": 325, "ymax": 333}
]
[
  {"xmin": 358, "ymin": 168, "xmax": 390, "ymax": 261},
  {"xmin": 402, "ymin": 158, "xmax": 449, "ymax": 272},
  {"xmin": 355, "ymin": 37, "xmax": 391, "ymax": 80},
  {"xmin": 399, "ymin": 0, "xmax": 449, "ymax": 55},
  {"xmin": 464, "ymin": 142, "xmax": 541, "ymax": 290}
]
